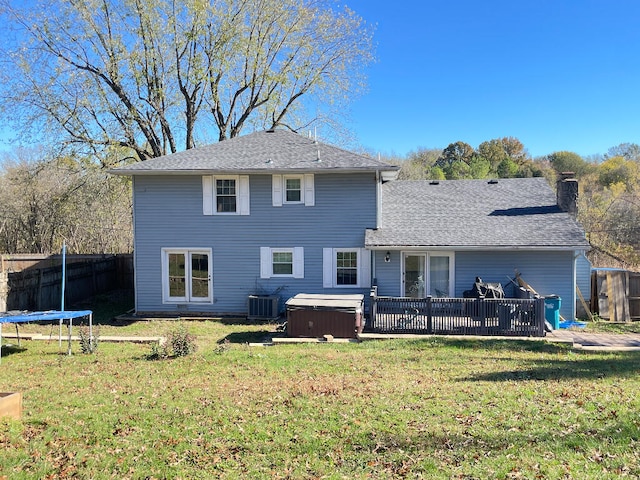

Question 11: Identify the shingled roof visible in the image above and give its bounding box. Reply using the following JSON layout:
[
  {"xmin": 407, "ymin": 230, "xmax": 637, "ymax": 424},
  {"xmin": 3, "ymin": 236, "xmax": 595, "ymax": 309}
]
[
  {"xmin": 111, "ymin": 129, "xmax": 399, "ymax": 175},
  {"xmin": 365, "ymin": 178, "xmax": 590, "ymax": 250}
]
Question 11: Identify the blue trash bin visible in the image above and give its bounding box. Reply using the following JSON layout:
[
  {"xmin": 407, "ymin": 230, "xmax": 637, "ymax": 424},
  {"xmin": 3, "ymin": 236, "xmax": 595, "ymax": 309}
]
[{"xmin": 544, "ymin": 295, "xmax": 561, "ymax": 330}]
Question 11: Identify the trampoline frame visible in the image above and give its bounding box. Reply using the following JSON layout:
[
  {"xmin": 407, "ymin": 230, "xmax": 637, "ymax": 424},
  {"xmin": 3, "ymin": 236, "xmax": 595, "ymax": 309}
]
[{"xmin": 0, "ymin": 310, "xmax": 93, "ymax": 363}]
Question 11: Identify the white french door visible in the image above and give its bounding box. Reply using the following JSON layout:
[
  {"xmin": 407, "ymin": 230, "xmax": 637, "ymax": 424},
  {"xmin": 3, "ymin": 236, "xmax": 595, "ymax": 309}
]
[
  {"xmin": 402, "ymin": 252, "xmax": 454, "ymax": 298},
  {"xmin": 162, "ymin": 248, "xmax": 212, "ymax": 303}
]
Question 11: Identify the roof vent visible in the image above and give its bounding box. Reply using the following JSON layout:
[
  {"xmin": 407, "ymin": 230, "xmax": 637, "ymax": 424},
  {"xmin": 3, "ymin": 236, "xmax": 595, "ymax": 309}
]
[
  {"xmin": 429, "ymin": 180, "xmax": 440, "ymax": 185},
  {"xmin": 266, "ymin": 129, "xmax": 275, "ymax": 133},
  {"xmin": 488, "ymin": 179, "xmax": 499, "ymax": 184},
  {"xmin": 266, "ymin": 158, "xmax": 273, "ymax": 164}
]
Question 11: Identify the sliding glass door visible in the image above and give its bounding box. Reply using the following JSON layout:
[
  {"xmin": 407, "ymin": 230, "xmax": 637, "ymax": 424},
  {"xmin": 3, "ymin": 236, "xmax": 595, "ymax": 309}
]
[{"xmin": 402, "ymin": 252, "xmax": 454, "ymax": 298}]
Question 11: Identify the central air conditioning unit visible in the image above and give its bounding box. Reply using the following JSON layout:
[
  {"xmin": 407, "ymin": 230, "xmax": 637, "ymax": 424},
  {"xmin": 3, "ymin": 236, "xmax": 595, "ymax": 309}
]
[{"xmin": 247, "ymin": 295, "xmax": 280, "ymax": 320}]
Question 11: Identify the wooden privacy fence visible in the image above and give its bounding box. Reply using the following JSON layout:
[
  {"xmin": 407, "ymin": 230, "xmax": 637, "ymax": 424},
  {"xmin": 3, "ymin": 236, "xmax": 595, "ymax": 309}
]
[
  {"xmin": 592, "ymin": 269, "xmax": 640, "ymax": 322},
  {"xmin": 0, "ymin": 254, "xmax": 133, "ymax": 312},
  {"xmin": 369, "ymin": 288, "xmax": 545, "ymax": 337}
]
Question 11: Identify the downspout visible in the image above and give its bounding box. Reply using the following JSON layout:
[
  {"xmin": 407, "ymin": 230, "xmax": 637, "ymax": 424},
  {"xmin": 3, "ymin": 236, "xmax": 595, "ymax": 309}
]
[
  {"xmin": 376, "ymin": 170, "xmax": 381, "ymax": 229},
  {"xmin": 132, "ymin": 176, "xmax": 139, "ymax": 314},
  {"xmin": 572, "ymin": 251, "xmax": 578, "ymax": 321},
  {"xmin": 373, "ymin": 169, "xmax": 381, "ymax": 289}
]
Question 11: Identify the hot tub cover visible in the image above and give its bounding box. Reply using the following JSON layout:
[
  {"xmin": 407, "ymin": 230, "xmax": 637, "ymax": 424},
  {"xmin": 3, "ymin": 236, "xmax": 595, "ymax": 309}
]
[{"xmin": 285, "ymin": 294, "xmax": 364, "ymax": 310}]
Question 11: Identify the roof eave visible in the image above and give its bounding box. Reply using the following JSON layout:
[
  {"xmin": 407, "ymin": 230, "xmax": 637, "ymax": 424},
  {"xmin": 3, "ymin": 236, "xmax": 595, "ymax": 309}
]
[{"xmin": 110, "ymin": 166, "xmax": 400, "ymax": 176}]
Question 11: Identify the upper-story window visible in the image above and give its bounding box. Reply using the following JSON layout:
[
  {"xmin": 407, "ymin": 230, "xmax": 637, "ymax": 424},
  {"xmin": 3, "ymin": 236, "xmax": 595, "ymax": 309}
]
[
  {"xmin": 216, "ymin": 177, "xmax": 237, "ymax": 212},
  {"xmin": 272, "ymin": 174, "xmax": 314, "ymax": 206},
  {"xmin": 202, "ymin": 175, "xmax": 250, "ymax": 215},
  {"xmin": 284, "ymin": 176, "xmax": 302, "ymax": 203}
]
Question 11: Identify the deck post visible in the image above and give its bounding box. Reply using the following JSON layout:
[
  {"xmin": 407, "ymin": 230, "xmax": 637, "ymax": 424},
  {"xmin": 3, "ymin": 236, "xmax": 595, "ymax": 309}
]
[
  {"xmin": 536, "ymin": 298, "xmax": 545, "ymax": 336},
  {"xmin": 369, "ymin": 286, "xmax": 378, "ymax": 331},
  {"xmin": 478, "ymin": 298, "xmax": 487, "ymax": 335}
]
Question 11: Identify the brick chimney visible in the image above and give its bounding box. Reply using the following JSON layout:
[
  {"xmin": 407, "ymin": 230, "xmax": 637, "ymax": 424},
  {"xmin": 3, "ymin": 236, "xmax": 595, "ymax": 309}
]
[{"xmin": 557, "ymin": 172, "xmax": 578, "ymax": 217}]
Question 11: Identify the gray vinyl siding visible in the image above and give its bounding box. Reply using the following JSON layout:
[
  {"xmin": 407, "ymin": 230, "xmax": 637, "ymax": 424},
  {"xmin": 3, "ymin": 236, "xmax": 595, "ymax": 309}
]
[
  {"xmin": 133, "ymin": 173, "xmax": 378, "ymax": 314},
  {"xmin": 456, "ymin": 250, "xmax": 577, "ymax": 320},
  {"xmin": 575, "ymin": 252, "xmax": 591, "ymax": 317},
  {"xmin": 372, "ymin": 249, "xmax": 579, "ymax": 320},
  {"xmin": 372, "ymin": 250, "xmax": 402, "ymax": 296}
]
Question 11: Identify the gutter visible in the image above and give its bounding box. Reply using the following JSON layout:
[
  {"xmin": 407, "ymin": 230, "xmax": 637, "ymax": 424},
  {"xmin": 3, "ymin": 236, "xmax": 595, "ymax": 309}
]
[{"xmin": 365, "ymin": 245, "xmax": 591, "ymax": 252}]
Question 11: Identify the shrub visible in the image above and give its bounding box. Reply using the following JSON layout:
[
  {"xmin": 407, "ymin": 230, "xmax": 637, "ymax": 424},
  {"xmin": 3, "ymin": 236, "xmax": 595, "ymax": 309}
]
[
  {"xmin": 146, "ymin": 341, "xmax": 169, "ymax": 360},
  {"xmin": 167, "ymin": 325, "xmax": 197, "ymax": 357},
  {"xmin": 213, "ymin": 339, "xmax": 230, "ymax": 355},
  {"xmin": 78, "ymin": 324, "xmax": 99, "ymax": 354},
  {"xmin": 147, "ymin": 325, "xmax": 197, "ymax": 359}
]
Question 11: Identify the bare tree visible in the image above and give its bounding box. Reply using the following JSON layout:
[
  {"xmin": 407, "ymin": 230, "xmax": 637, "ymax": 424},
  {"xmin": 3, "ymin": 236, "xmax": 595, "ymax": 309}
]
[
  {"xmin": 0, "ymin": 149, "xmax": 132, "ymax": 254},
  {"xmin": 0, "ymin": 0, "xmax": 374, "ymax": 160},
  {"xmin": 398, "ymin": 147, "xmax": 442, "ymax": 180}
]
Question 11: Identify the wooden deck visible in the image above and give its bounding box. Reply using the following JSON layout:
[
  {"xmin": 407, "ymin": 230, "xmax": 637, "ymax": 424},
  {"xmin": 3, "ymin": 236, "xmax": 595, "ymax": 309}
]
[{"xmin": 369, "ymin": 293, "xmax": 546, "ymax": 337}]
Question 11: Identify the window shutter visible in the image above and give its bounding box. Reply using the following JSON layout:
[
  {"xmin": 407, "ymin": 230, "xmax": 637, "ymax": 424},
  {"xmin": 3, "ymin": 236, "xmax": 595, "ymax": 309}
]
[
  {"xmin": 202, "ymin": 176, "xmax": 213, "ymax": 215},
  {"xmin": 293, "ymin": 247, "xmax": 304, "ymax": 279},
  {"xmin": 272, "ymin": 174, "xmax": 283, "ymax": 207},
  {"xmin": 322, "ymin": 248, "xmax": 333, "ymax": 288},
  {"xmin": 238, "ymin": 175, "xmax": 250, "ymax": 215},
  {"xmin": 360, "ymin": 248, "xmax": 372, "ymax": 288},
  {"xmin": 260, "ymin": 247, "xmax": 271, "ymax": 278},
  {"xmin": 304, "ymin": 174, "xmax": 315, "ymax": 206}
]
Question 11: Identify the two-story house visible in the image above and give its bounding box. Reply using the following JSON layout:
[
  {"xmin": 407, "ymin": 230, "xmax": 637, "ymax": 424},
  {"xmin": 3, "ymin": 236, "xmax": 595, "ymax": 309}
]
[{"xmin": 112, "ymin": 129, "xmax": 591, "ymax": 321}]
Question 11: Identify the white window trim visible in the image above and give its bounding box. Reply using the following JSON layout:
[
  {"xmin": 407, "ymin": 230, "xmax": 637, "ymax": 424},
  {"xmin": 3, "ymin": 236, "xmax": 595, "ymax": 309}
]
[
  {"xmin": 161, "ymin": 248, "xmax": 213, "ymax": 304},
  {"xmin": 323, "ymin": 248, "xmax": 371, "ymax": 289},
  {"xmin": 260, "ymin": 247, "xmax": 304, "ymax": 279},
  {"xmin": 283, "ymin": 175, "xmax": 304, "ymax": 204},
  {"xmin": 202, "ymin": 175, "xmax": 250, "ymax": 216},
  {"xmin": 272, "ymin": 174, "xmax": 314, "ymax": 207}
]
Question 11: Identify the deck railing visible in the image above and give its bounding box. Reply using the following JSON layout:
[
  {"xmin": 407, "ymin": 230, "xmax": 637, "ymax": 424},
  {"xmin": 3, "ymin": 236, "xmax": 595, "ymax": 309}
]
[{"xmin": 369, "ymin": 287, "xmax": 545, "ymax": 337}]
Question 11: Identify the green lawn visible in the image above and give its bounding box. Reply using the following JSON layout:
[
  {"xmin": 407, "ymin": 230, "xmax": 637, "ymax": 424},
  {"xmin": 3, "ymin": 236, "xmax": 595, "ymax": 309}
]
[
  {"xmin": 1, "ymin": 316, "xmax": 639, "ymax": 479},
  {"xmin": 585, "ymin": 320, "xmax": 640, "ymax": 334}
]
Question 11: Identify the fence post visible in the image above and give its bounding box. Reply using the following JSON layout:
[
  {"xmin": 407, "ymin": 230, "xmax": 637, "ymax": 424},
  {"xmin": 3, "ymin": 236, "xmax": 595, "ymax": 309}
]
[
  {"xmin": 536, "ymin": 297, "xmax": 545, "ymax": 336},
  {"xmin": 91, "ymin": 261, "xmax": 97, "ymax": 297},
  {"xmin": 36, "ymin": 268, "xmax": 44, "ymax": 311},
  {"xmin": 0, "ymin": 272, "xmax": 7, "ymax": 312},
  {"xmin": 426, "ymin": 296, "xmax": 433, "ymax": 334}
]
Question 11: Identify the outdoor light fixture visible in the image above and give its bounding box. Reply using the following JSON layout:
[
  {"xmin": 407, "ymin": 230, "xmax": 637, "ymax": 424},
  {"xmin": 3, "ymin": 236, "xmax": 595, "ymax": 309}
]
[{"xmin": 384, "ymin": 251, "xmax": 391, "ymax": 263}]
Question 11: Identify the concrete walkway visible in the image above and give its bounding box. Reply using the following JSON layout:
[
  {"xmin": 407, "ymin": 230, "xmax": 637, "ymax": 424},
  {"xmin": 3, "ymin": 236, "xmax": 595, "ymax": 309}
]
[
  {"xmin": 265, "ymin": 331, "xmax": 640, "ymax": 352},
  {"xmin": 546, "ymin": 330, "xmax": 640, "ymax": 351}
]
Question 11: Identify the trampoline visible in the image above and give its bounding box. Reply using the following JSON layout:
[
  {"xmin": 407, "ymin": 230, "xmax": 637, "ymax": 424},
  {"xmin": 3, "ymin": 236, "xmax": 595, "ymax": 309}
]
[{"xmin": 0, "ymin": 310, "xmax": 93, "ymax": 363}]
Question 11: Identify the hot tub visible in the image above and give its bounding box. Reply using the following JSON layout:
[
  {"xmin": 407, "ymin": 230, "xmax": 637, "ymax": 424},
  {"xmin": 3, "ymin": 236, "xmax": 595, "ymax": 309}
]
[{"xmin": 285, "ymin": 294, "xmax": 364, "ymax": 339}]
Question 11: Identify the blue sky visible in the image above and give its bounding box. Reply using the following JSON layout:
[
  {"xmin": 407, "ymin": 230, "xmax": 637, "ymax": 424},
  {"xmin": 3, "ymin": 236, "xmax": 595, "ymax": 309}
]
[
  {"xmin": 344, "ymin": 0, "xmax": 640, "ymax": 158},
  {"xmin": 1, "ymin": 1, "xmax": 639, "ymax": 160}
]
